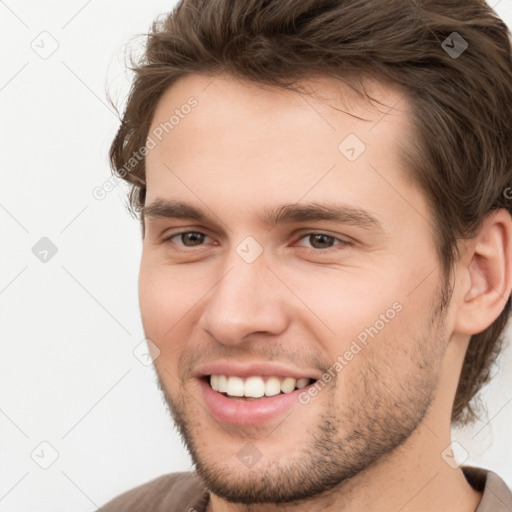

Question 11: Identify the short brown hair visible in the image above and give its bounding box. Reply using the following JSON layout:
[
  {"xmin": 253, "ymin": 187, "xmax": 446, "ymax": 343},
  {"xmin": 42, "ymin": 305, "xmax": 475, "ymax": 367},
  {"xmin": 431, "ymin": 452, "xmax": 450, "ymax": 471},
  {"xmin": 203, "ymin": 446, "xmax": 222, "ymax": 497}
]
[{"xmin": 109, "ymin": 0, "xmax": 512, "ymax": 426}]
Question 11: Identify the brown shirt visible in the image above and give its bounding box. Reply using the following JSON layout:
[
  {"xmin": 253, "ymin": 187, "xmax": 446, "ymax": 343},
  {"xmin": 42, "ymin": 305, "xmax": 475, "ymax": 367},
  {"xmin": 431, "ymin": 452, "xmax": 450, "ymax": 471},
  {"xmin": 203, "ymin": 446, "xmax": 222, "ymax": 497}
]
[{"xmin": 99, "ymin": 466, "xmax": 512, "ymax": 511}]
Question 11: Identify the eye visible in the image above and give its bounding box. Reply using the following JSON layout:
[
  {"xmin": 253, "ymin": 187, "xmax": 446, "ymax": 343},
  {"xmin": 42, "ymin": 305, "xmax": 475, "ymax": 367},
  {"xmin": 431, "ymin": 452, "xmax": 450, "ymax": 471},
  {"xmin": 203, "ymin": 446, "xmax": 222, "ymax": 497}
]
[
  {"xmin": 165, "ymin": 231, "xmax": 212, "ymax": 247},
  {"xmin": 163, "ymin": 230, "xmax": 350, "ymax": 252},
  {"xmin": 294, "ymin": 232, "xmax": 348, "ymax": 250}
]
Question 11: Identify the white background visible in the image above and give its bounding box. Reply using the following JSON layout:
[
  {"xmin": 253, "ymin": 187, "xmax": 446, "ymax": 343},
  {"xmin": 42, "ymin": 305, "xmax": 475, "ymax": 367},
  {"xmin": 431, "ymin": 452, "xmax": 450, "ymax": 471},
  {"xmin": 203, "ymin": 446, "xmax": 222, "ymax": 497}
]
[{"xmin": 1, "ymin": 1, "xmax": 511, "ymax": 510}]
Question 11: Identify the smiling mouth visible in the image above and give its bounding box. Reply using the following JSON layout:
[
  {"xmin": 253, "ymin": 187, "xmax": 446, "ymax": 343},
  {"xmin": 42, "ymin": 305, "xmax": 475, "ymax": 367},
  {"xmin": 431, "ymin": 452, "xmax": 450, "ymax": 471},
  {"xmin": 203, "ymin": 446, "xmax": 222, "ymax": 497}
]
[{"xmin": 203, "ymin": 374, "xmax": 317, "ymax": 400}]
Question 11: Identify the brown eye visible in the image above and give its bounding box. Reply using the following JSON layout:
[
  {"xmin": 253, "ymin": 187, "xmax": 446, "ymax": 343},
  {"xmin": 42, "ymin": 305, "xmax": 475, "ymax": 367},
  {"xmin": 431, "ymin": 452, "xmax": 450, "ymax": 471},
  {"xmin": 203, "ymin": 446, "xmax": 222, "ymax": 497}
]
[
  {"xmin": 307, "ymin": 234, "xmax": 337, "ymax": 249},
  {"xmin": 168, "ymin": 232, "xmax": 208, "ymax": 247},
  {"xmin": 295, "ymin": 232, "xmax": 345, "ymax": 250}
]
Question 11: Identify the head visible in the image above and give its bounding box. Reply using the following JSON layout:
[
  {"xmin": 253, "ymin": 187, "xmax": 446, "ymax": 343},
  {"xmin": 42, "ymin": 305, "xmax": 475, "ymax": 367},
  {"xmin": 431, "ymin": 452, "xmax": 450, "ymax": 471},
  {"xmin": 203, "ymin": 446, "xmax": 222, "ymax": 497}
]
[{"xmin": 109, "ymin": 0, "xmax": 512, "ymax": 505}]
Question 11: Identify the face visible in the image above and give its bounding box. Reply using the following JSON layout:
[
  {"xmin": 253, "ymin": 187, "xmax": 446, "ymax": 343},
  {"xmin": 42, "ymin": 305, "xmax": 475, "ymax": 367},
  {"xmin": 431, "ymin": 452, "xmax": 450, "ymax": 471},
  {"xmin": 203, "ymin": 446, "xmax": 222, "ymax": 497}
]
[{"xmin": 139, "ymin": 73, "xmax": 452, "ymax": 504}]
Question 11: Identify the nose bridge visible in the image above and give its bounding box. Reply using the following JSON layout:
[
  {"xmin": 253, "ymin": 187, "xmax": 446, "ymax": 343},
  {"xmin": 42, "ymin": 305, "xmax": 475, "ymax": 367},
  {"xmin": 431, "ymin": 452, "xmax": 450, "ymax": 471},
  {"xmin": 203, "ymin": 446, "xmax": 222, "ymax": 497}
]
[{"xmin": 198, "ymin": 247, "xmax": 288, "ymax": 344}]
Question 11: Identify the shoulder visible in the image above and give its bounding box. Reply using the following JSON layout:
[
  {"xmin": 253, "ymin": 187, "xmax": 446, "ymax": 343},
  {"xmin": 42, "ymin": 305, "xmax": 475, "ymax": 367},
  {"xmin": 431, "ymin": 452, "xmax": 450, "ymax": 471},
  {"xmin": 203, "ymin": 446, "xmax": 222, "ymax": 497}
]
[
  {"xmin": 99, "ymin": 471, "xmax": 209, "ymax": 512},
  {"xmin": 463, "ymin": 465, "xmax": 512, "ymax": 511}
]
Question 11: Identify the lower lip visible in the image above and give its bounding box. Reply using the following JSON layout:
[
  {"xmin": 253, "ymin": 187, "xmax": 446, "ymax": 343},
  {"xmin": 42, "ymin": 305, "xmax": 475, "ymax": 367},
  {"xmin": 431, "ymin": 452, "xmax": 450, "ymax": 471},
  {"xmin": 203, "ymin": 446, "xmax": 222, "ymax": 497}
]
[{"xmin": 198, "ymin": 378, "xmax": 314, "ymax": 426}]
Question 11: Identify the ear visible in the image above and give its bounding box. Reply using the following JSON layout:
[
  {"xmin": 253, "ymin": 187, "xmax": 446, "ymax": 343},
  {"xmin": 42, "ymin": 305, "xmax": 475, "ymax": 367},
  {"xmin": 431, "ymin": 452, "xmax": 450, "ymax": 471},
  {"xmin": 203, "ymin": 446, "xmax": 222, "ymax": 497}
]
[{"xmin": 454, "ymin": 209, "xmax": 512, "ymax": 335}]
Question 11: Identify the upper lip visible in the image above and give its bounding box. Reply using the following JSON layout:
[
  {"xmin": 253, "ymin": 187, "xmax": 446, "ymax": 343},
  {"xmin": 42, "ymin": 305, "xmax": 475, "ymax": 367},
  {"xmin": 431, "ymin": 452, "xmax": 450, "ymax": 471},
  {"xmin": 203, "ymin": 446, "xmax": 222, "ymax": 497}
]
[{"xmin": 194, "ymin": 361, "xmax": 321, "ymax": 380}]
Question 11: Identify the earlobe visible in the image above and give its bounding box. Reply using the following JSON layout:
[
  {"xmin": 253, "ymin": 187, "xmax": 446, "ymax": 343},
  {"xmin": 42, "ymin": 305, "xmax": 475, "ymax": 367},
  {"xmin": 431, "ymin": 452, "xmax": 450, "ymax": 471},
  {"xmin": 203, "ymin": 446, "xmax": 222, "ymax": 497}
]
[{"xmin": 454, "ymin": 209, "xmax": 512, "ymax": 335}]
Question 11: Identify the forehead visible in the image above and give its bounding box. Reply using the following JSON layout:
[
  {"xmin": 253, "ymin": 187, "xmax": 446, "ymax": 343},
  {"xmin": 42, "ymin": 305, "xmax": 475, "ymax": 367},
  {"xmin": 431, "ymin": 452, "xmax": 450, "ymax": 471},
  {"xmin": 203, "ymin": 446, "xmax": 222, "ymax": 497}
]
[
  {"xmin": 144, "ymin": 72, "xmax": 420, "ymax": 222},
  {"xmin": 151, "ymin": 71, "xmax": 408, "ymax": 125}
]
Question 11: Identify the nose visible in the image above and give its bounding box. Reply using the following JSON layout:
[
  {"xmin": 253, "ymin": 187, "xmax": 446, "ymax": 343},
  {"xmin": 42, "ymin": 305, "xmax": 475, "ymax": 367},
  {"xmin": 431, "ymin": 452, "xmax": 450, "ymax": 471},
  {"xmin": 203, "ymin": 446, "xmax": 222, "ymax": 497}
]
[{"xmin": 198, "ymin": 254, "xmax": 289, "ymax": 345}]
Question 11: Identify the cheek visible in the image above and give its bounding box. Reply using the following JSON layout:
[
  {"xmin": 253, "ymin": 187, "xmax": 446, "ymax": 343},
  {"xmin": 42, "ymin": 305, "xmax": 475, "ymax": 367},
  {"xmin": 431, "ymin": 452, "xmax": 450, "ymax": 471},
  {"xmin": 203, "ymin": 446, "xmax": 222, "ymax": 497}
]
[
  {"xmin": 283, "ymin": 266, "xmax": 403, "ymax": 340},
  {"xmin": 138, "ymin": 258, "xmax": 195, "ymax": 351},
  {"xmin": 325, "ymin": 303, "xmax": 428, "ymax": 413},
  {"xmin": 139, "ymin": 262, "xmax": 167, "ymax": 339},
  {"xmin": 283, "ymin": 261, "xmax": 439, "ymax": 367},
  {"xmin": 139, "ymin": 262, "xmax": 195, "ymax": 396}
]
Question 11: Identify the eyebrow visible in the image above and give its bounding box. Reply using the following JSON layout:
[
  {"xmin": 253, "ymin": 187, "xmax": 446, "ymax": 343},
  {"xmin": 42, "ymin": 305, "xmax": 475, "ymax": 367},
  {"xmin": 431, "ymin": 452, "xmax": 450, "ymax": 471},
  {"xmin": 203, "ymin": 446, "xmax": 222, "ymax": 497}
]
[{"xmin": 142, "ymin": 199, "xmax": 384, "ymax": 233}]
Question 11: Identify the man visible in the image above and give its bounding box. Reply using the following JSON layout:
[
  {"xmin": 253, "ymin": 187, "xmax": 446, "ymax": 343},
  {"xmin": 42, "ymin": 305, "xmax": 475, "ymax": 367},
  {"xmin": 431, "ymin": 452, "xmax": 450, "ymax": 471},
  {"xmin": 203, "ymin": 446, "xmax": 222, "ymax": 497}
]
[{"xmin": 100, "ymin": 0, "xmax": 512, "ymax": 510}]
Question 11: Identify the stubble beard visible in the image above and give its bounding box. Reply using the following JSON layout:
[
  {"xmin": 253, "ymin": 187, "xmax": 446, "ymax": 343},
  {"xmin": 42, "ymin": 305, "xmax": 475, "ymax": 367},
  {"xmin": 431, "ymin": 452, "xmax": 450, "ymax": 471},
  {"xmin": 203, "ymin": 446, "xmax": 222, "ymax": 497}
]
[{"xmin": 154, "ymin": 281, "xmax": 452, "ymax": 505}]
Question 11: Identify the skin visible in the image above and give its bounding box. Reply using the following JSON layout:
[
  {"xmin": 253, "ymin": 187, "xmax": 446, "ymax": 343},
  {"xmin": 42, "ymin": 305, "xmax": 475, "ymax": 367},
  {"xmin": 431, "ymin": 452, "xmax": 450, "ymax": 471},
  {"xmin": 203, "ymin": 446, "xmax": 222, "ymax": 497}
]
[{"xmin": 139, "ymin": 73, "xmax": 512, "ymax": 512}]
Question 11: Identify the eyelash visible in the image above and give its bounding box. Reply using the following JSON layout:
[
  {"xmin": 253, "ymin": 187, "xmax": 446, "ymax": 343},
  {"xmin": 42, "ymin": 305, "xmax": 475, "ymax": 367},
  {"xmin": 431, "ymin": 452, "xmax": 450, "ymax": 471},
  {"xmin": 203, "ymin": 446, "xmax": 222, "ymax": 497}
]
[{"xmin": 163, "ymin": 231, "xmax": 350, "ymax": 253}]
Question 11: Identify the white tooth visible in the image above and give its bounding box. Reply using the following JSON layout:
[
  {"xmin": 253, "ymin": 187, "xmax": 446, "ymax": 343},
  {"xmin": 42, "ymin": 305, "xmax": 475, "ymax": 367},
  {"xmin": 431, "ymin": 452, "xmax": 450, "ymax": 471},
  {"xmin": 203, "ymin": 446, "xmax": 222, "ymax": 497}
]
[
  {"xmin": 280, "ymin": 377, "xmax": 296, "ymax": 393},
  {"xmin": 244, "ymin": 376, "xmax": 265, "ymax": 398},
  {"xmin": 296, "ymin": 377, "xmax": 310, "ymax": 389},
  {"xmin": 217, "ymin": 375, "xmax": 228, "ymax": 393},
  {"xmin": 226, "ymin": 376, "xmax": 244, "ymax": 396},
  {"xmin": 210, "ymin": 375, "xmax": 219, "ymax": 391},
  {"xmin": 265, "ymin": 377, "xmax": 282, "ymax": 396}
]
